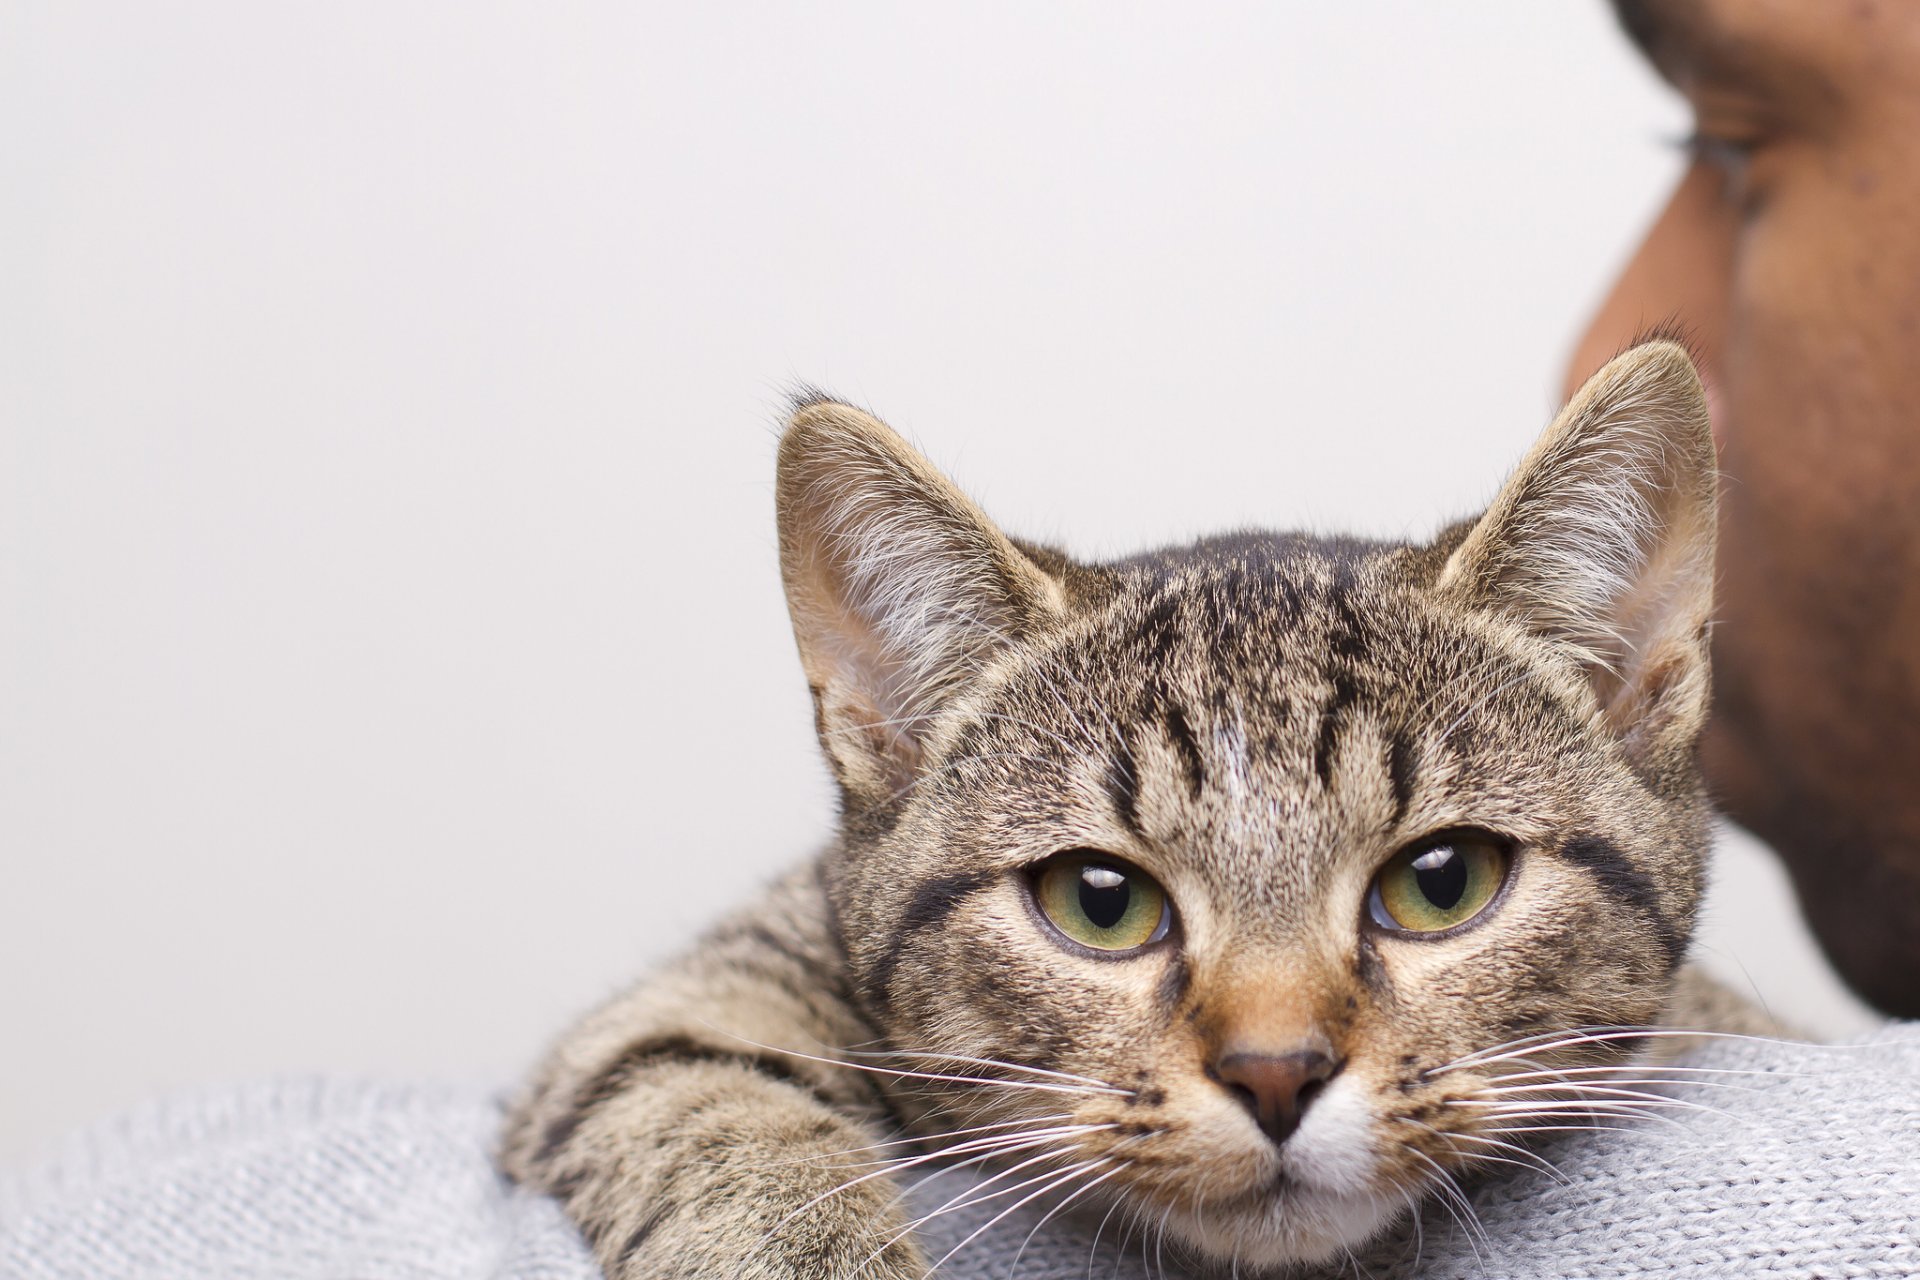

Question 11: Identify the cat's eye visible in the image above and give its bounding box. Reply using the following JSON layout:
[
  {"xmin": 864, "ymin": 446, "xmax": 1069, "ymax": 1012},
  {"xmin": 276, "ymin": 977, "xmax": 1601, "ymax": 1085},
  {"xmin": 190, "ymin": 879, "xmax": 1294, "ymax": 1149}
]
[
  {"xmin": 1368, "ymin": 833, "xmax": 1511, "ymax": 935},
  {"xmin": 1031, "ymin": 852, "xmax": 1170, "ymax": 953}
]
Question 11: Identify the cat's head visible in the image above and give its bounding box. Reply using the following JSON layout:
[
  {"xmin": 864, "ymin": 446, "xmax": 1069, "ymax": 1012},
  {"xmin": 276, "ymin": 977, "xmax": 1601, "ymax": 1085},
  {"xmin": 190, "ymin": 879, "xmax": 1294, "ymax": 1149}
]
[{"xmin": 776, "ymin": 341, "xmax": 1716, "ymax": 1267}]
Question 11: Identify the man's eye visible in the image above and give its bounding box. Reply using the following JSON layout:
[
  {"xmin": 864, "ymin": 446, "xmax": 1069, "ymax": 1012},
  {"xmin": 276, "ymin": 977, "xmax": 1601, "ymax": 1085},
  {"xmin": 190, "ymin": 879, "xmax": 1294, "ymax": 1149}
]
[
  {"xmin": 1673, "ymin": 111, "xmax": 1772, "ymax": 215},
  {"xmin": 1681, "ymin": 130, "xmax": 1756, "ymax": 181}
]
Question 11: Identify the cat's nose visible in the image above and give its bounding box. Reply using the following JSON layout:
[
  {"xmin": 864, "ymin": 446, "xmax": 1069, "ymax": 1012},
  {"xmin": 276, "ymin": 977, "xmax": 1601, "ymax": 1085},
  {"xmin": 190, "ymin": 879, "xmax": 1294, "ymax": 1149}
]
[{"xmin": 1212, "ymin": 1049, "xmax": 1340, "ymax": 1147}]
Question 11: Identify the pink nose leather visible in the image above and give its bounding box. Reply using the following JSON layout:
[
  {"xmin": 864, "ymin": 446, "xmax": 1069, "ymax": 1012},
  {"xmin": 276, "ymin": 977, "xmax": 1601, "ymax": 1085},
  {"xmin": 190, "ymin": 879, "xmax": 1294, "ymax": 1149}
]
[{"xmin": 1212, "ymin": 1049, "xmax": 1339, "ymax": 1146}]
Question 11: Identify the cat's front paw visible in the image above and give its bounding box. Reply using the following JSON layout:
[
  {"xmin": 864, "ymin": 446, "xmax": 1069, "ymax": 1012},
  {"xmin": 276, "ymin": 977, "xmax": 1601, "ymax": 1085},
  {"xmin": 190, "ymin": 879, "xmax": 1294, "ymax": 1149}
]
[{"xmin": 607, "ymin": 1169, "xmax": 928, "ymax": 1280}]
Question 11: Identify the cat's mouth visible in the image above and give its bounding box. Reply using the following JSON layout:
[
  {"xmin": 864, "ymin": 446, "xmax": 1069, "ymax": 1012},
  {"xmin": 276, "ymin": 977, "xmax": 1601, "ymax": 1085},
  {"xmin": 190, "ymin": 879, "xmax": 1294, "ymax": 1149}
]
[
  {"xmin": 1261, "ymin": 1166, "xmax": 1301, "ymax": 1197},
  {"xmin": 1199, "ymin": 1166, "xmax": 1304, "ymax": 1209},
  {"xmin": 1205, "ymin": 1163, "xmax": 1344, "ymax": 1209}
]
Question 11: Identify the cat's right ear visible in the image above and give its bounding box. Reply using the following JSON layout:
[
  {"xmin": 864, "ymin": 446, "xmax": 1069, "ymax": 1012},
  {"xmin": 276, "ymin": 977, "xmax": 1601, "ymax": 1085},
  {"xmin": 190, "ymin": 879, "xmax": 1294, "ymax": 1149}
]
[
  {"xmin": 777, "ymin": 396, "xmax": 1064, "ymax": 805},
  {"xmin": 1436, "ymin": 340, "xmax": 1717, "ymax": 776}
]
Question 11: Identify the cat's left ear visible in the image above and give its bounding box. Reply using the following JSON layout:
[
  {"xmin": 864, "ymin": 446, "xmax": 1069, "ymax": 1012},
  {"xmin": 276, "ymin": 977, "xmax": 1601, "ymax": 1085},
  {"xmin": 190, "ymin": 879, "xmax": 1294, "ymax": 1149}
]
[
  {"xmin": 777, "ymin": 396, "xmax": 1066, "ymax": 805},
  {"xmin": 1437, "ymin": 340, "xmax": 1717, "ymax": 772}
]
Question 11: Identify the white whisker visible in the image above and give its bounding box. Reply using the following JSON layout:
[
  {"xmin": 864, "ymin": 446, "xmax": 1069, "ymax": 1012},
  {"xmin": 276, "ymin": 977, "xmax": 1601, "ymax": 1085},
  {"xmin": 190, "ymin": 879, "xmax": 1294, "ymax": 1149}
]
[
  {"xmin": 1404, "ymin": 1117, "xmax": 1572, "ymax": 1188},
  {"xmin": 1395, "ymin": 1185, "xmax": 1426, "ymax": 1274},
  {"xmin": 846, "ymin": 1046, "xmax": 1124, "ymax": 1091},
  {"xmin": 1403, "ymin": 1147, "xmax": 1489, "ymax": 1268},
  {"xmin": 1086, "ymin": 1182, "xmax": 1127, "ymax": 1280},
  {"xmin": 1456, "ymin": 1092, "xmax": 1733, "ymax": 1119},
  {"xmin": 1487, "ymin": 1062, "xmax": 1792, "ymax": 1084},
  {"xmin": 1474, "ymin": 1081, "xmax": 1750, "ymax": 1111},
  {"xmin": 920, "ymin": 1159, "xmax": 1114, "ymax": 1280},
  {"xmin": 1461, "ymin": 1150, "xmax": 1569, "ymax": 1187},
  {"xmin": 720, "ymin": 1112, "xmax": 1078, "ymax": 1171},
  {"xmin": 1010, "ymin": 1159, "xmax": 1132, "ymax": 1276},
  {"xmin": 840, "ymin": 1123, "xmax": 1117, "ymax": 1172},
  {"xmin": 1433, "ymin": 1025, "xmax": 1859, "ymax": 1076},
  {"xmin": 1485, "ymin": 1121, "xmax": 1646, "ymax": 1139},
  {"xmin": 755, "ymin": 1125, "xmax": 1108, "ymax": 1250},
  {"xmin": 873, "ymin": 1145, "xmax": 1097, "ymax": 1259},
  {"xmin": 1448, "ymin": 1102, "xmax": 1694, "ymax": 1134},
  {"xmin": 694, "ymin": 1022, "xmax": 1133, "ymax": 1096}
]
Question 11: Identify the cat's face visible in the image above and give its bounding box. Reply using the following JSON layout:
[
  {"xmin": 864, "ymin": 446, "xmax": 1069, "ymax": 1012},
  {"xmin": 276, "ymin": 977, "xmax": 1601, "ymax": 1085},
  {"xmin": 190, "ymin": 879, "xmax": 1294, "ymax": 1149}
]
[{"xmin": 778, "ymin": 342, "xmax": 1716, "ymax": 1267}]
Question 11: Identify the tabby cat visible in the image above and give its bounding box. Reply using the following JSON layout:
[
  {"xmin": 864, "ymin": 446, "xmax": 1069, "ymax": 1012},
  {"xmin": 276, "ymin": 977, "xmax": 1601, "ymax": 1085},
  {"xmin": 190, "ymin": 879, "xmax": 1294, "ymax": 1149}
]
[{"xmin": 501, "ymin": 340, "xmax": 1767, "ymax": 1277}]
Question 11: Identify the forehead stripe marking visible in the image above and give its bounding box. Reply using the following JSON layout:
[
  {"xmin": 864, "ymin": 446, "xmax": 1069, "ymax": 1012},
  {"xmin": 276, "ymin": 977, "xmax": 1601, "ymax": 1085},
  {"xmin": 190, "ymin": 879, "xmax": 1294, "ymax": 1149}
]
[
  {"xmin": 1385, "ymin": 732, "xmax": 1417, "ymax": 828},
  {"xmin": 1104, "ymin": 735, "xmax": 1144, "ymax": 838},
  {"xmin": 1163, "ymin": 702, "xmax": 1207, "ymax": 800},
  {"xmin": 1313, "ymin": 669, "xmax": 1360, "ymax": 786},
  {"xmin": 1314, "ymin": 571, "xmax": 1376, "ymax": 788}
]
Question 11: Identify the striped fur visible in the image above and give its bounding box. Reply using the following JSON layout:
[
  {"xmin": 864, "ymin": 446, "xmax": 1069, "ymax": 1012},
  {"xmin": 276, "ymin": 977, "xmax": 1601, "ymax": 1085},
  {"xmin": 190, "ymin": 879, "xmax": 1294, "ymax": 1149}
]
[{"xmin": 501, "ymin": 342, "xmax": 1765, "ymax": 1276}]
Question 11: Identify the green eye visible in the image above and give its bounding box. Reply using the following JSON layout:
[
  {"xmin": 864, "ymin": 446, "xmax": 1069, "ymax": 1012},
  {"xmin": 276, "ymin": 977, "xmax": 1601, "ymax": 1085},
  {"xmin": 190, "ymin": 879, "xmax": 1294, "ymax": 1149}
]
[
  {"xmin": 1033, "ymin": 853, "xmax": 1170, "ymax": 953},
  {"xmin": 1369, "ymin": 834, "xmax": 1511, "ymax": 934}
]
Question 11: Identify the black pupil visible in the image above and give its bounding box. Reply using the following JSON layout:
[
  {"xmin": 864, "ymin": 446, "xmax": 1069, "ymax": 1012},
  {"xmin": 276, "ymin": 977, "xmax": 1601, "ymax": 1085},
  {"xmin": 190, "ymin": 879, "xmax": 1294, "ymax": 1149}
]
[
  {"xmin": 1078, "ymin": 865, "xmax": 1131, "ymax": 929},
  {"xmin": 1412, "ymin": 845, "xmax": 1467, "ymax": 910}
]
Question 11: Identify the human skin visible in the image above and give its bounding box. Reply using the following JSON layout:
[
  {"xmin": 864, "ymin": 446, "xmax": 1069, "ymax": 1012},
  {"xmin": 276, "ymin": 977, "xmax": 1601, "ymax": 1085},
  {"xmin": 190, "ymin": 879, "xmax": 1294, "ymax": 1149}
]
[{"xmin": 1565, "ymin": 0, "xmax": 1920, "ymax": 1015}]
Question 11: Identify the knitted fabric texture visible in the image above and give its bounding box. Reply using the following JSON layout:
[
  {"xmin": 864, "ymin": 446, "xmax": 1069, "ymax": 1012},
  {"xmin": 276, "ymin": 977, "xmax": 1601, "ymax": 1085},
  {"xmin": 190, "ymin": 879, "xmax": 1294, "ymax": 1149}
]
[{"xmin": 2, "ymin": 1029, "xmax": 1915, "ymax": 1279}]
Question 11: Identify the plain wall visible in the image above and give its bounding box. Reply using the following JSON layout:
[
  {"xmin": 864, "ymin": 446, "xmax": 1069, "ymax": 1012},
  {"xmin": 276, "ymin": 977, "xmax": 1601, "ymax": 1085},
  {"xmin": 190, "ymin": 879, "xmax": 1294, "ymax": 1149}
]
[{"xmin": 0, "ymin": 1, "xmax": 1880, "ymax": 1162}]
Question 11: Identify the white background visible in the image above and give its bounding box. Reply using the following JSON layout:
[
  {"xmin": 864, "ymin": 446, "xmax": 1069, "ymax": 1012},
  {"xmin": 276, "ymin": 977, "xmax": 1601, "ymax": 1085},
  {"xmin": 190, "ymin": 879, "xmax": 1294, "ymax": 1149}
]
[{"xmin": 1, "ymin": 1, "xmax": 1880, "ymax": 1162}]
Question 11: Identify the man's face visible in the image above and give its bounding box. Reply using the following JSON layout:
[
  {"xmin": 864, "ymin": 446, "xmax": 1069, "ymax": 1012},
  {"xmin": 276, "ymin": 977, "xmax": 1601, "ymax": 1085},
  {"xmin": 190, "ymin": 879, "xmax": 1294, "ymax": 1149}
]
[{"xmin": 1569, "ymin": 0, "xmax": 1920, "ymax": 1012}]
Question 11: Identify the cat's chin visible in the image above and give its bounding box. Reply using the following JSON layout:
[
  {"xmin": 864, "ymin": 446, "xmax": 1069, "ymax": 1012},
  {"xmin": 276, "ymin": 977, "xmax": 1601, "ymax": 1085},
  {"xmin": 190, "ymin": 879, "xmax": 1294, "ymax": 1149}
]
[{"xmin": 1159, "ymin": 1183, "xmax": 1402, "ymax": 1273}]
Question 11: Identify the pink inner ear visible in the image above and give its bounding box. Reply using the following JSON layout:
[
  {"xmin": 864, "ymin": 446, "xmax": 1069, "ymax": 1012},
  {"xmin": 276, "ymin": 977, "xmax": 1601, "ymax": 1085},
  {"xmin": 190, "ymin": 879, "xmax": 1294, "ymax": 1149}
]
[
  {"xmin": 1436, "ymin": 343, "xmax": 1716, "ymax": 767},
  {"xmin": 1578, "ymin": 483, "xmax": 1715, "ymax": 750},
  {"xmin": 814, "ymin": 676, "xmax": 923, "ymax": 796},
  {"xmin": 777, "ymin": 403, "xmax": 1062, "ymax": 801}
]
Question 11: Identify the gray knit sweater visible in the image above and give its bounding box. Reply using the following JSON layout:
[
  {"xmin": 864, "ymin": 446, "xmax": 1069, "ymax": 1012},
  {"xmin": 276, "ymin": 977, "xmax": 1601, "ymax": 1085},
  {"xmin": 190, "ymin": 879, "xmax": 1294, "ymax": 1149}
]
[{"xmin": 3, "ymin": 1028, "xmax": 1916, "ymax": 1279}]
